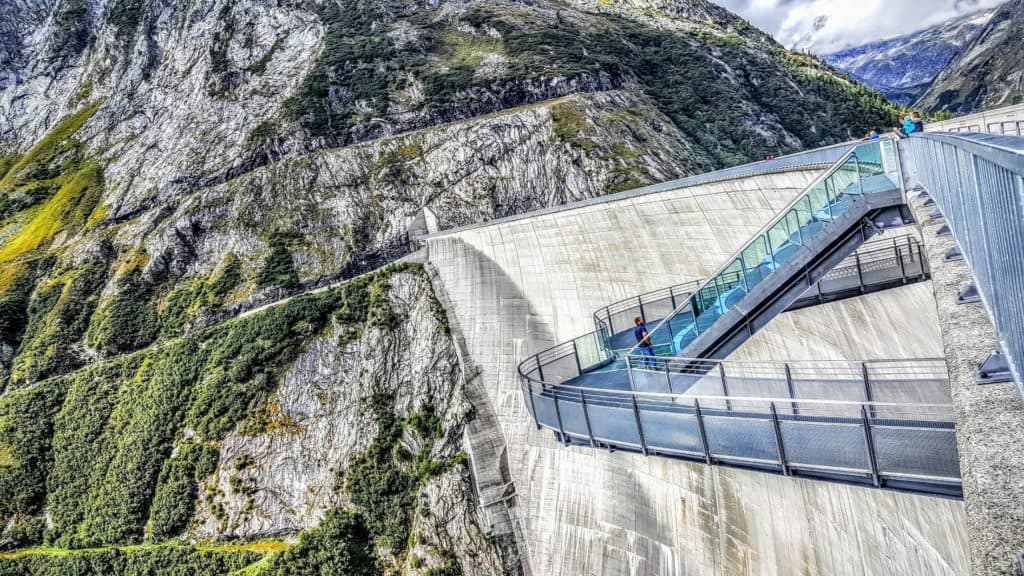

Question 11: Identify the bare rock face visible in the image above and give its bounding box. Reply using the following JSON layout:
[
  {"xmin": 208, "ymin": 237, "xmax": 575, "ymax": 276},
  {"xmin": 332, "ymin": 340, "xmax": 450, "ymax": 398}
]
[
  {"xmin": 144, "ymin": 90, "xmax": 697, "ymax": 284},
  {"xmin": 191, "ymin": 270, "xmax": 511, "ymax": 574},
  {"xmin": 915, "ymin": 0, "xmax": 1024, "ymax": 114}
]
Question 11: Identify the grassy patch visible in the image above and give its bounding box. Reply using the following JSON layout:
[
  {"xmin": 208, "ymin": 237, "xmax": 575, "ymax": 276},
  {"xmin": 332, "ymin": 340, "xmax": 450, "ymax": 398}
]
[
  {"xmin": 0, "ymin": 103, "xmax": 99, "ymax": 193},
  {"xmin": 260, "ymin": 510, "xmax": 377, "ymax": 576},
  {"xmin": 0, "ymin": 162, "xmax": 103, "ymax": 266},
  {"xmin": 549, "ymin": 101, "xmax": 598, "ymax": 151},
  {"xmin": 0, "ymin": 542, "xmax": 264, "ymax": 575}
]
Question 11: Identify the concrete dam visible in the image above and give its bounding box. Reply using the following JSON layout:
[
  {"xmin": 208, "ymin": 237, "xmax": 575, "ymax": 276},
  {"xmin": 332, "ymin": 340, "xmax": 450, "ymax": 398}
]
[{"xmin": 425, "ymin": 124, "xmax": 1024, "ymax": 575}]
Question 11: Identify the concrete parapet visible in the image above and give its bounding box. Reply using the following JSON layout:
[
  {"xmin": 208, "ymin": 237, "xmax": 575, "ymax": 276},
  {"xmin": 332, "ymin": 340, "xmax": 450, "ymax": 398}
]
[{"xmin": 906, "ymin": 189, "xmax": 1024, "ymax": 576}]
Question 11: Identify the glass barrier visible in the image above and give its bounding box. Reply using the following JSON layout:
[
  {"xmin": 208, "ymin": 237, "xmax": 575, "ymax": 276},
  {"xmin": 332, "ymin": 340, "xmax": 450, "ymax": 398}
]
[{"xmin": 642, "ymin": 139, "xmax": 900, "ymax": 357}]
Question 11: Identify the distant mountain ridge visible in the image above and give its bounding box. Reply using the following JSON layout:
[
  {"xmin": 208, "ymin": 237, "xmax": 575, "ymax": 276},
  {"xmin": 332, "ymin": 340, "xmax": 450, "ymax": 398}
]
[
  {"xmin": 916, "ymin": 0, "xmax": 1024, "ymax": 114},
  {"xmin": 823, "ymin": 6, "xmax": 1000, "ymax": 106}
]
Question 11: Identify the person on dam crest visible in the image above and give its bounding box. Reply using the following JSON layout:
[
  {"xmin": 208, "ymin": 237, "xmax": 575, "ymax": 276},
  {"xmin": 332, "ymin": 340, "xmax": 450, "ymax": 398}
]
[{"xmin": 634, "ymin": 316, "xmax": 656, "ymax": 368}]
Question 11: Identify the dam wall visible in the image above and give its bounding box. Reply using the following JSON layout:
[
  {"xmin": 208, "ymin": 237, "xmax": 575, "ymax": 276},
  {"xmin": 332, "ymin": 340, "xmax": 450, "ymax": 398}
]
[{"xmin": 427, "ymin": 169, "xmax": 969, "ymax": 575}]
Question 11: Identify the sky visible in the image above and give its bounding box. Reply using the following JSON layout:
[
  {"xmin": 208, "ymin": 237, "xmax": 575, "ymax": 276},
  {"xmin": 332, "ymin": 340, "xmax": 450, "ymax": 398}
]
[{"xmin": 713, "ymin": 0, "xmax": 1006, "ymax": 53}]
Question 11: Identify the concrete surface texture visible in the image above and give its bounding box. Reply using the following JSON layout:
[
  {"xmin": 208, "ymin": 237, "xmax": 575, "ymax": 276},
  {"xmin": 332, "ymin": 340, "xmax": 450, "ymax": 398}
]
[
  {"xmin": 729, "ymin": 281, "xmax": 944, "ymax": 363},
  {"xmin": 904, "ymin": 186, "xmax": 1024, "ymax": 576},
  {"xmin": 428, "ymin": 169, "xmax": 970, "ymax": 575}
]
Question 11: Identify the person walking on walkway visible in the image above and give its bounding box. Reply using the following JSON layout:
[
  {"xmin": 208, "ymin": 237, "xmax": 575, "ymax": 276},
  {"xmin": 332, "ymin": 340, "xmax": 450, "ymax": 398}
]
[{"xmin": 634, "ymin": 316, "xmax": 656, "ymax": 368}]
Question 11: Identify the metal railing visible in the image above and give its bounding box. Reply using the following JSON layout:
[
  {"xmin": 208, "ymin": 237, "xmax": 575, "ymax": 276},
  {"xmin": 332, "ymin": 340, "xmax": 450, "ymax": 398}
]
[
  {"xmin": 517, "ymin": 353, "xmax": 960, "ymax": 494},
  {"xmin": 925, "ymin": 103, "xmax": 1024, "ymax": 136},
  {"xmin": 510, "ymin": 135, "xmax": 962, "ymax": 494},
  {"xmin": 904, "ymin": 132, "xmax": 1024, "ymax": 399},
  {"xmin": 595, "ymin": 234, "xmax": 928, "ymax": 357},
  {"xmin": 637, "ymin": 138, "xmax": 902, "ymax": 358}
]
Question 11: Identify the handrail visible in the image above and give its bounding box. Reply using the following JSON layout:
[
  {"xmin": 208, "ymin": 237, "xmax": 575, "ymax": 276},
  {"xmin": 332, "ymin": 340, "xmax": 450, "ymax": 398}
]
[
  {"xmin": 509, "ymin": 136, "xmax": 959, "ymax": 494},
  {"xmin": 519, "ymin": 378, "xmax": 953, "ymax": 413},
  {"xmin": 629, "ymin": 137, "xmax": 899, "ymax": 357},
  {"xmin": 905, "ymin": 132, "xmax": 1024, "ymax": 398},
  {"xmin": 594, "ymin": 234, "xmax": 922, "ymax": 328},
  {"xmin": 595, "ymin": 235, "xmax": 927, "ymax": 358}
]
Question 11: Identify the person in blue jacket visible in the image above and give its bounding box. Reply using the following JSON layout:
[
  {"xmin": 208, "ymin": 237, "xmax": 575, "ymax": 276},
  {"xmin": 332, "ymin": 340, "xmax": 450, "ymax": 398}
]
[
  {"xmin": 633, "ymin": 316, "xmax": 655, "ymax": 368},
  {"xmin": 902, "ymin": 115, "xmax": 919, "ymax": 134},
  {"xmin": 898, "ymin": 112, "xmax": 925, "ymax": 137}
]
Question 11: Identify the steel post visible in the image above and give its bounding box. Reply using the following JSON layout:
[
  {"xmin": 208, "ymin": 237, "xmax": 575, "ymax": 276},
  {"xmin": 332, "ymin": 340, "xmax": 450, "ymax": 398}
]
[
  {"xmin": 580, "ymin": 389, "xmax": 596, "ymax": 448},
  {"xmin": 572, "ymin": 339, "xmax": 582, "ymax": 376},
  {"xmin": 695, "ymin": 399, "xmax": 712, "ymax": 465},
  {"xmin": 553, "ymin": 395, "xmax": 567, "ymax": 445},
  {"xmin": 785, "ymin": 363, "xmax": 798, "ymax": 415},
  {"xmin": 527, "ymin": 383, "xmax": 541, "ymax": 430},
  {"xmin": 855, "ymin": 253, "xmax": 865, "ymax": 293},
  {"xmin": 719, "ymin": 363, "xmax": 732, "ymax": 411},
  {"xmin": 861, "ymin": 362, "xmax": 875, "ymax": 418},
  {"xmin": 861, "ymin": 405, "xmax": 881, "ymax": 487},
  {"xmin": 770, "ymin": 402, "xmax": 790, "ymax": 476},
  {"xmin": 631, "ymin": 394, "xmax": 648, "ymax": 456}
]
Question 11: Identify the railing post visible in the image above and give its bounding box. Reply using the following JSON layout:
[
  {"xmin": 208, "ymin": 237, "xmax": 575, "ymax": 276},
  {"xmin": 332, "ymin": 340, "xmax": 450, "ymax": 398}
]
[
  {"xmin": 607, "ymin": 308, "xmax": 614, "ymax": 334},
  {"xmin": 553, "ymin": 395, "xmax": 568, "ymax": 445},
  {"xmin": 861, "ymin": 362, "xmax": 875, "ymax": 418},
  {"xmin": 536, "ymin": 356, "xmax": 545, "ymax": 382},
  {"xmin": 770, "ymin": 402, "xmax": 789, "ymax": 476},
  {"xmin": 855, "ymin": 253, "xmax": 865, "ymax": 293},
  {"xmin": 861, "ymin": 405, "xmax": 881, "ymax": 487},
  {"xmin": 627, "ymin": 358, "xmax": 637, "ymax": 392},
  {"xmin": 631, "ymin": 394, "xmax": 648, "ymax": 456},
  {"xmin": 665, "ymin": 363, "xmax": 674, "ymax": 394},
  {"xmin": 719, "ymin": 363, "xmax": 732, "ymax": 412},
  {"xmin": 580, "ymin": 389, "xmax": 596, "ymax": 448},
  {"xmin": 897, "ymin": 243, "xmax": 907, "ymax": 283},
  {"xmin": 669, "ymin": 285, "xmax": 677, "ymax": 310},
  {"xmin": 572, "ymin": 340, "xmax": 582, "ymax": 376},
  {"xmin": 638, "ymin": 296, "xmax": 646, "ymax": 321},
  {"xmin": 694, "ymin": 399, "xmax": 712, "ymax": 465},
  {"xmin": 527, "ymin": 383, "xmax": 541, "ymax": 430},
  {"xmin": 785, "ymin": 363, "xmax": 798, "ymax": 415}
]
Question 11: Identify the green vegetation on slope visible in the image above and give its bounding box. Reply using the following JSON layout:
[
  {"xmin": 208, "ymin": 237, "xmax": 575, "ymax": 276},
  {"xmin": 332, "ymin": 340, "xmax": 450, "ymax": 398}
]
[
  {"xmin": 0, "ymin": 541, "xmax": 280, "ymax": 576},
  {"xmin": 259, "ymin": 510, "xmax": 378, "ymax": 576},
  {"xmin": 0, "ymin": 264, "xmax": 431, "ymax": 553},
  {"xmin": 0, "ymin": 104, "xmax": 105, "ymax": 392}
]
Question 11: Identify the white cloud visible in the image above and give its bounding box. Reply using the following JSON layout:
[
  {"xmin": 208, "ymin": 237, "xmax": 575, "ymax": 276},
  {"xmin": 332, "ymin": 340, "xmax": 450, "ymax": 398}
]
[{"xmin": 714, "ymin": 0, "xmax": 1006, "ymax": 53}]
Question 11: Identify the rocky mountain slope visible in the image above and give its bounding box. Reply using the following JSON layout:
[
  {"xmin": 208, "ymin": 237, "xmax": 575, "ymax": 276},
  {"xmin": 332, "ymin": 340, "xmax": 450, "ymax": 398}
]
[
  {"xmin": 0, "ymin": 0, "xmax": 899, "ymax": 573},
  {"xmin": 915, "ymin": 0, "xmax": 1024, "ymax": 114},
  {"xmin": 823, "ymin": 6, "xmax": 1000, "ymax": 106}
]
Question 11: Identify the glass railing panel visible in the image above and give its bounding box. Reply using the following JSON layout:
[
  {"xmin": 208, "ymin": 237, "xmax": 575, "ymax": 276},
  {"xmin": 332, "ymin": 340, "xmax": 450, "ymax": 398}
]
[
  {"xmin": 668, "ymin": 304, "xmax": 699, "ymax": 355},
  {"xmin": 532, "ymin": 393, "xmax": 559, "ymax": 429},
  {"xmin": 632, "ymin": 366, "xmax": 672, "ymax": 394},
  {"xmin": 766, "ymin": 214, "xmax": 802, "ymax": 269},
  {"xmin": 740, "ymin": 235, "xmax": 772, "ymax": 292},
  {"xmin": 575, "ymin": 332, "xmax": 606, "ymax": 371},
  {"xmin": 719, "ymin": 260, "xmax": 747, "ymax": 310}
]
